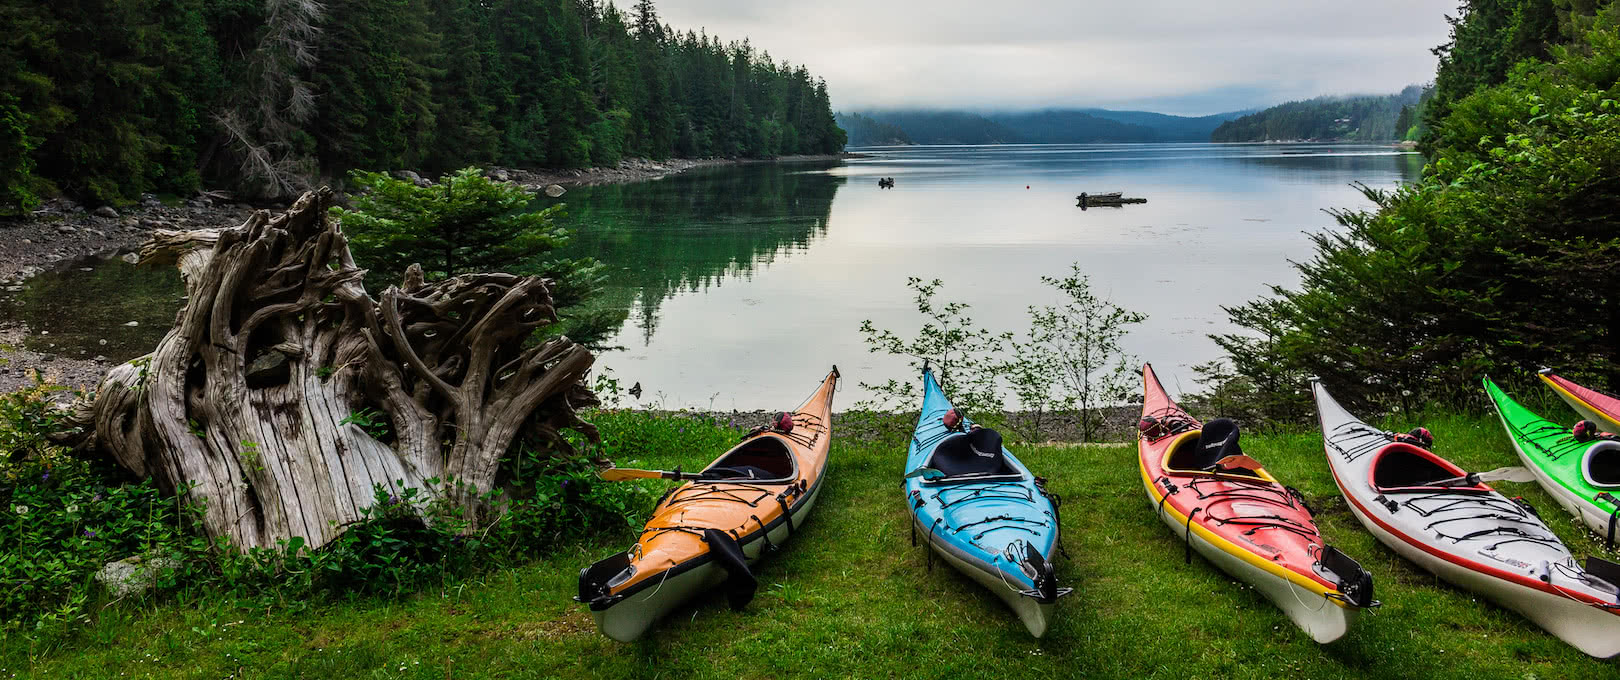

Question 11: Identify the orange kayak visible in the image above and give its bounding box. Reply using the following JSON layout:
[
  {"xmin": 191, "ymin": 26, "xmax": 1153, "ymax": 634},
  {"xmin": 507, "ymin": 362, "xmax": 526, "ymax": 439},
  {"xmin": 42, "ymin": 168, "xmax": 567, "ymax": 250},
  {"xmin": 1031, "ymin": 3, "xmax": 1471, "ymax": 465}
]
[{"xmin": 577, "ymin": 368, "xmax": 838, "ymax": 641}]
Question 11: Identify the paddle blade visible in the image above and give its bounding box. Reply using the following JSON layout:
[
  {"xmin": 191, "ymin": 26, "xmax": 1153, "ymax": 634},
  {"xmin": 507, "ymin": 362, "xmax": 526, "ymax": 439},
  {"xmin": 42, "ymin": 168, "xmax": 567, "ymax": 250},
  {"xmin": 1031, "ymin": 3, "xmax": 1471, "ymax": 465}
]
[
  {"xmin": 1214, "ymin": 454, "xmax": 1264, "ymax": 472},
  {"xmin": 1475, "ymin": 466, "xmax": 1537, "ymax": 483}
]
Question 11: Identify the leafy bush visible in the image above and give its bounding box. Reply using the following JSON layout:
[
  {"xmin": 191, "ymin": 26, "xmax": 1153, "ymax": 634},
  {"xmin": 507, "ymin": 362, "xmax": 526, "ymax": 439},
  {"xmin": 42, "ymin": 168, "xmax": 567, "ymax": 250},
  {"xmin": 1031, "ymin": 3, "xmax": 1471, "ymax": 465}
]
[
  {"xmin": 859, "ymin": 269, "xmax": 1146, "ymax": 441},
  {"xmin": 334, "ymin": 167, "xmax": 610, "ymax": 345},
  {"xmin": 0, "ymin": 380, "xmax": 729, "ymax": 640}
]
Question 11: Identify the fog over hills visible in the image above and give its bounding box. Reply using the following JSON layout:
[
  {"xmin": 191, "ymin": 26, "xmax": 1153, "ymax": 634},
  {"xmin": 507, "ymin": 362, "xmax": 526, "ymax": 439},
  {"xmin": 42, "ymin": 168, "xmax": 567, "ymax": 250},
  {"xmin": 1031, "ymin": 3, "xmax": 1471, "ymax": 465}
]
[{"xmin": 839, "ymin": 108, "xmax": 1256, "ymax": 146}]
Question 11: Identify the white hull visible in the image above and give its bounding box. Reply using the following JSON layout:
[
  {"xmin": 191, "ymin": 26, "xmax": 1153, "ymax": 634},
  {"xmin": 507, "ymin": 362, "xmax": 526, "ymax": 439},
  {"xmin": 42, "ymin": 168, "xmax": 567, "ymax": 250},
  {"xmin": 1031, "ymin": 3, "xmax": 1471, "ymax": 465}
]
[
  {"xmin": 1316, "ymin": 381, "xmax": 1620, "ymax": 659},
  {"xmin": 1341, "ymin": 487, "xmax": 1620, "ymax": 658},
  {"xmin": 1143, "ymin": 477, "xmax": 1356, "ymax": 644},
  {"xmin": 592, "ymin": 476, "xmax": 823, "ymax": 642},
  {"xmin": 918, "ymin": 517, "xmax": 1055, "ymax": 638}
]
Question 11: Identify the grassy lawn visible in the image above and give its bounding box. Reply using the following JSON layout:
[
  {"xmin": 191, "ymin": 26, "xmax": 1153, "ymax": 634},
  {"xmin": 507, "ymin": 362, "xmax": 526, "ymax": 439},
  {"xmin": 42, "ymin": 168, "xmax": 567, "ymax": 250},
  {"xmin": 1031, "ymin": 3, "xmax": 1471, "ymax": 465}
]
[{"xmin": 5, "ymin": 407, "xmax": 1619, "ymax": 678}]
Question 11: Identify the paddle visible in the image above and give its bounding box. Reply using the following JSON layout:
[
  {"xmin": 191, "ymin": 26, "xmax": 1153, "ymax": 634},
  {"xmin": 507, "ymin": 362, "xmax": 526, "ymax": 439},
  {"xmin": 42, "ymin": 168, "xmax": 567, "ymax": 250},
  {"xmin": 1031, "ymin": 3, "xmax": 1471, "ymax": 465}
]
[
  {"xmin": 1212, "ymin": 454, "xmax": 1264, "ymax": 473},
  {"xmin": 904, "ymin": 467, "xmax": 945, "ymax": 481},
  {"xmin": 1430, "ymin": 466, "xmax": 1538, "ymax": 487},
  {"xmin": 597, "ymin": 467, "xmax": 707, "ymax": 482}
]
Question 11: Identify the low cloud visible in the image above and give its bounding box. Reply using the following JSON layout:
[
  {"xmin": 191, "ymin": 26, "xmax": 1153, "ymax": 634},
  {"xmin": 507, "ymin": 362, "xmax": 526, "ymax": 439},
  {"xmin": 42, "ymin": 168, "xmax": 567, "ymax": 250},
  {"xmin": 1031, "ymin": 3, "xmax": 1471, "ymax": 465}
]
[{"xmin": 652, "ymin": 0, "xmax": 1456, "ymax": 115}]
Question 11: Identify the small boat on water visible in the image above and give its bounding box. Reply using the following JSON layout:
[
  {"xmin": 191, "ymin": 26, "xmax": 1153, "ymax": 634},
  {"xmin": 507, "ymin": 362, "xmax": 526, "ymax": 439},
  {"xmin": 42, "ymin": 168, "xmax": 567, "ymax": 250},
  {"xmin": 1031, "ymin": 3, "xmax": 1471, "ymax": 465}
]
[
  {"xmin": 576, "ymin": 368, "xmax": 839, "ymax": 641},
  {"xmin": 1313, "ymin": 380, "xmax": 1620, "ymax": 658},
  {"xmin": 1138, "ymin": 364, "xmax": 1374, "ymax": 643},
  {"xmin": 903, "ymin": 366, "xmax": 1070, "ymax": 637},
  {"xmin": 1484, "ymin": 377, "xmax": 1620, "ymax": 542},
  {"xmin": 1076, "ymin": 191, "xmax": 1146, "ymax": 207}
]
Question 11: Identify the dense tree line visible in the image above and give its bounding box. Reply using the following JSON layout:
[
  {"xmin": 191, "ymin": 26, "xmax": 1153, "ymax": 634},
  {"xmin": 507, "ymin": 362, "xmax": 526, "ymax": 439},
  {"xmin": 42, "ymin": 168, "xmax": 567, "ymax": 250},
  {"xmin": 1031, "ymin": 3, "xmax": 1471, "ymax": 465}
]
[
  {"xmin": 1209, "ymin": 86, "xmax": 1428, "ymax": 142},
  {"xmin": 0, "ymin": 0, "xmax": 844, "ymax": 214},
  {"xmin": 1204, "ymin": 3, "xmax": 1620, "ymax": 422}
]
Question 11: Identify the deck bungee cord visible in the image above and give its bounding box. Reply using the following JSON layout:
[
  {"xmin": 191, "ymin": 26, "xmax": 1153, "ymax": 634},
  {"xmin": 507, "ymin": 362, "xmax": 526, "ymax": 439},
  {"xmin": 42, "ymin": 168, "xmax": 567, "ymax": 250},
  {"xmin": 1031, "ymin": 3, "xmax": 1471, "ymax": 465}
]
[
  {"xmin": 1141, "ymin": 365, "xmax": 1375, "ymax": 643},
  {"xmin": 903, "ymin": 365, "xmax": 1070, "ymax": 637},
  {"xmin": 576, "ymin": 368, "xmax": 840, "ymax": 642}
]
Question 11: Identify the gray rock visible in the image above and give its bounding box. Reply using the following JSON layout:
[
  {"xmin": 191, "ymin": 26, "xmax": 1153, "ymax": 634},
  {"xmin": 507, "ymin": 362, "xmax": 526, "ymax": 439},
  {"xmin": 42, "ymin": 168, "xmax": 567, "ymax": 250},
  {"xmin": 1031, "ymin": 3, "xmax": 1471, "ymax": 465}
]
[
  {"xmin": 392, "ymin": 170, "xmax": 424, "ymax": 184},
  {"xmin": 121, "ymin": 252, "xmax": 141, "ymax": 264},
  {"xmin": 93, "ymin": 206, "xmax": 118, "ymax": 218},
  {"xmin": 57, "ymin": 225, "xmax": 76, "ymax": 234},
  {"xmin": 544, "ymin": 184, "xmax": 567, "ymax": 198},
  {"xmin": 488, "ymin": 168, "xmax": 511, "ymax": 182},
  {"xmin": 123, "ymin": 320, "xmax": 139, "ymax": 327},
  {"xmin": 40, "ymin": 353, "xmax": 56, "ymax": 362},
  {"xmin": 245, "ymin": 350, "xmax": 291, "ymax": 387},
  {"xmin": 94, "ymin": 555, "xmax": 178, "ymax": 598}
]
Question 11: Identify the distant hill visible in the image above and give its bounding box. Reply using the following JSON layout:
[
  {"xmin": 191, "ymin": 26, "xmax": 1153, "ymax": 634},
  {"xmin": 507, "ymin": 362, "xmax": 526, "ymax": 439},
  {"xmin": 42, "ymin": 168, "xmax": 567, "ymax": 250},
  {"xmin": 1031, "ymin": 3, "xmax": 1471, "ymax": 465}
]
[
  {"xmin": 1210, "ymin": 86, "xmax": 1429, "ymax": 142},
  {"xmin": 846, "ymin": 111, "xmax": 1020, "ymax": 145},
  {"xmin": 834, "ymin": 113, "xmax": 913, "ymax": 146},
  {"xmin": 839, "ymin": 107, "xmax": 1252, "ymax": 146}
]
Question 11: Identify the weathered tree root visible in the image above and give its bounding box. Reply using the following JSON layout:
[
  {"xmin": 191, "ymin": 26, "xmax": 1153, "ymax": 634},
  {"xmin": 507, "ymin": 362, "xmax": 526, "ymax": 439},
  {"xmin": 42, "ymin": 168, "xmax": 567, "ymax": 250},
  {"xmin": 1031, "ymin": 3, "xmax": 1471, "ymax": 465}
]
[{"xmin": 72, "ymin": 188, "xmax": 597, "ymax": 550}]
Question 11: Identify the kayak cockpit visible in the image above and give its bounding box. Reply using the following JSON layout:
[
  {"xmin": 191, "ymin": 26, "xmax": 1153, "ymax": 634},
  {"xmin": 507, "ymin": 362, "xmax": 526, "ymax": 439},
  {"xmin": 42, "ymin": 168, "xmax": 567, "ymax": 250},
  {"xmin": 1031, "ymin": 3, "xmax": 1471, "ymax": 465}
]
[
  {"xmin": 1163, "ymin": 418, "xmax": 1269, "ymax": 480},
  {"xmin": 1583, "ymin": 440, "xmax": 1620, "ymax": 488},
  {"xmin": 703, "ymin": 436, "xmax": 798, "ymax": 483},
  {"xmin": 924, "ymin": 427, "xmax": 1024, "ymax": 483},
  {"xmin": 1370, "ymin": 442, "xmax": 1487, "ymax": 492}
]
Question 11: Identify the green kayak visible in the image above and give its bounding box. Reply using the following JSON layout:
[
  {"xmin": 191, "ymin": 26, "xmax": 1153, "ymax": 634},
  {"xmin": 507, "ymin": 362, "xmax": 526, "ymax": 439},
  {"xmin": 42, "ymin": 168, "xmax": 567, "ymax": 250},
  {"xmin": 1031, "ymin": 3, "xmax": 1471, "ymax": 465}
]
[{"xmin": 1484, "ymin": 377, "xmax": 1620, "ymax": 545}]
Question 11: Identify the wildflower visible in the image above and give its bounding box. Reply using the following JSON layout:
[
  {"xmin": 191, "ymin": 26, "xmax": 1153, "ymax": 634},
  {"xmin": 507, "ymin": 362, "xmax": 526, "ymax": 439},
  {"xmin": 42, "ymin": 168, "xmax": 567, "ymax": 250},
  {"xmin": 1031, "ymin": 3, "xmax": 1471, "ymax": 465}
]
[
  {"xmin": 83, "ymin": 529, "xmax": 96, "ymax": 538},
  {"xmin": 388, "ymin": 495, "xmax": 401, "ymax": 506},
  {"xmin": 11, "ymin": 505, "xmax": 25, "ymax": 516},
  {"xmin": 65, "ymin": 504, "xmax": 79, "ymax": 514},
  {"xmin": 560, "ymin": 479, "xmax": 571, "ymax": 489},
  {"xmin": 41, "ymin": 472, "xmax": 48, "ymax": 481},
  {"xmin": 92, "ymin": 493, "xmax": 103, "ymax": 502}
]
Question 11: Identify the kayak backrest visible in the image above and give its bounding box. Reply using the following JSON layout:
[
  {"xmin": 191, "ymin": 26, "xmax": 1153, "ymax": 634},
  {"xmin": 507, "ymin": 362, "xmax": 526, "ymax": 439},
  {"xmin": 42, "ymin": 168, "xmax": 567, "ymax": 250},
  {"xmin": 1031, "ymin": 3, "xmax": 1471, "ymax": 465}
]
[
  {"xmin": 1583, "ymin": 440, "xmax": 1620, "ymax": 488},
  {"xmin": 1371, "ymin": 442, "xmax": 1482, "ymax": 492},
  {"xmin": 1165, "ymin": 418, "xmax": 1260, "ymax": 477},
  {"xmin": 927, "ymin": 428, "xmax": 1016, "ymax": 478}
]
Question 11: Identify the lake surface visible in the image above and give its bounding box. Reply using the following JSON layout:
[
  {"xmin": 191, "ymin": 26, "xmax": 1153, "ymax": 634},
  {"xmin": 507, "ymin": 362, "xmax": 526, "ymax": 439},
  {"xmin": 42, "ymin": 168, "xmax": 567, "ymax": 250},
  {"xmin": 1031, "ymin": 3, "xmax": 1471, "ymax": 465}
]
[
  {"xmin": 559, "ymin": 143, "xmax": 1422, "ymax": 410},
  {"xmin": 8, "ymin": 143, "xmax": 1421, "ymax": 409}
]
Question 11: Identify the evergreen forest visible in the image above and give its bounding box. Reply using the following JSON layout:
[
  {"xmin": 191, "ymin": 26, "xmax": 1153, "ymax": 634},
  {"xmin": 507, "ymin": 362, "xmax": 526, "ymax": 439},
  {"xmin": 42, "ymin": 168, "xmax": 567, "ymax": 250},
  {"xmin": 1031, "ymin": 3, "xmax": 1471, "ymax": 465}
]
[
  {"xmin": 0, "ymin": 0, "xmax": 846, "ymax": 214},
  {"xmin": 1209, "ymin": 86, "xmax": 1430, "ymax": 142}
]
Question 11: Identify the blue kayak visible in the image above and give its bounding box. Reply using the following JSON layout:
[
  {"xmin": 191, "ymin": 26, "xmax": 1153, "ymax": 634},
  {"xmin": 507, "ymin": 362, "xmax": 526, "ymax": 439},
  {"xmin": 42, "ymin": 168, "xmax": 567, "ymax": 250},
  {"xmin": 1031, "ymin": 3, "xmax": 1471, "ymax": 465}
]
[{"xmin": 903, "ymin": 367, "xmax": 1070, "ymax": 637}]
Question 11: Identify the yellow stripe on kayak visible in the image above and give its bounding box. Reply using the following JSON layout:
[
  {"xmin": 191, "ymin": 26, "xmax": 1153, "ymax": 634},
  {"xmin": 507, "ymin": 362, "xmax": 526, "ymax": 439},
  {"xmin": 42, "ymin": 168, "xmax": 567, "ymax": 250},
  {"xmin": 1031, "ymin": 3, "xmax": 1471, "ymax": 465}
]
[
  {"xmin": 1540, "ymin": 374, "xmax": 1620, "ymax": 433},
  {"xmin": 1138, "ymin": 451, "xmax": 1348, "ymax": 608}
]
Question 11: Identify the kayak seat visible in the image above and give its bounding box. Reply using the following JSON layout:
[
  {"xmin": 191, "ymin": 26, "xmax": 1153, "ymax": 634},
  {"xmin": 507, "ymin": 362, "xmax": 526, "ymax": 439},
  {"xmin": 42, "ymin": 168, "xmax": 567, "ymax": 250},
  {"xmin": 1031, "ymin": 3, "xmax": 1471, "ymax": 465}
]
[
  {"xmin": 1372, "ymin": 442, "xmax": 1476, "ymax": 491},
  {"xmin": 928, "ymin": 427, "xmax": 1017, "ymax": 478},
  {"xmin": 1165, "ymin": 418, "xmax": 1259, "ymax": 477},
  {"xmin": 705, "ymin": 436, "xmax": 797, "ymax": 482},
  {"xmin": 1583, "ymin": 440, "xmax": 1620, "ymax": 488}
]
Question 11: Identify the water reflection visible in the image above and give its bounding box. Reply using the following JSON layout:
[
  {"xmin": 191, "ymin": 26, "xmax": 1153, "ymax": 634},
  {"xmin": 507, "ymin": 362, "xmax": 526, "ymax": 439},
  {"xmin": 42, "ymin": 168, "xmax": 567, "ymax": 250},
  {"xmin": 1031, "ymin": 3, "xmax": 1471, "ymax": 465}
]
[{"xmin": 556, "ymin": 161, "xmax": 846, "ymax": 345}]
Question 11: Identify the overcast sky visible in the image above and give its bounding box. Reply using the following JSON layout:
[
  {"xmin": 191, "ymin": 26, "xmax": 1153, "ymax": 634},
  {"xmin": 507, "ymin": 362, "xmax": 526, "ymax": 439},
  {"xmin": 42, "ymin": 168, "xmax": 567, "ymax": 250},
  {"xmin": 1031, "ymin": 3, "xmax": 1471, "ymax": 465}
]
[{"xmin": 652, "ymin": 0, "xmax": 1461, "ymax": 115}]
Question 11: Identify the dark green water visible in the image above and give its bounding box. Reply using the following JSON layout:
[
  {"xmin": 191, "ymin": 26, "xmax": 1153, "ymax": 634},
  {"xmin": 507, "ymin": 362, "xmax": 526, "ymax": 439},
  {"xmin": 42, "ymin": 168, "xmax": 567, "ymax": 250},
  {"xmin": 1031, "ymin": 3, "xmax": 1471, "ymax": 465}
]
[{"xmin": 7, "ymin": 143, "xmax": 1422, "ymax": 408}]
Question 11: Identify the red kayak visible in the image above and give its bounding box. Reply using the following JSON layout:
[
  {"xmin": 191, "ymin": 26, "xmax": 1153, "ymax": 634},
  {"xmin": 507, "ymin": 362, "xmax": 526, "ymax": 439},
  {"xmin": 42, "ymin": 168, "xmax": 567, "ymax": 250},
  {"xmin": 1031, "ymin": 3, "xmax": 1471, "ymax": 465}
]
[
  {"xmin": 1137, "ymin": 363, "xmax": 1374, "ymax": 642},
  {"xmin": 1540, "ymin": 369, "xmax": 1620, "ymax": 432}
]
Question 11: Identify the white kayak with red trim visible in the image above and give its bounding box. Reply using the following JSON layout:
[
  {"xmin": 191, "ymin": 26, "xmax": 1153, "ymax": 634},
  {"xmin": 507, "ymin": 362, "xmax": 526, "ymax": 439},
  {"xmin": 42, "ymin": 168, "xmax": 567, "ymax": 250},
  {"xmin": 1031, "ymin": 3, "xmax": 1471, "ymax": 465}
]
[{"xmin": 1312, "ymin": 380, "xmax": 1620, "ymax": 658}]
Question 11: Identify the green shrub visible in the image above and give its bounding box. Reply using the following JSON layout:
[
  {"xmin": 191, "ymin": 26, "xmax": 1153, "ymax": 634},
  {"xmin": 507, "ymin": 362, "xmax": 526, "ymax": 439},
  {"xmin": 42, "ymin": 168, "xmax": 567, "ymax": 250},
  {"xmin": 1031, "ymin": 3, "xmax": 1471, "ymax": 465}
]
[{"xmin": 0, "ymin": 380, "xmax": 736, "ymax": 641}]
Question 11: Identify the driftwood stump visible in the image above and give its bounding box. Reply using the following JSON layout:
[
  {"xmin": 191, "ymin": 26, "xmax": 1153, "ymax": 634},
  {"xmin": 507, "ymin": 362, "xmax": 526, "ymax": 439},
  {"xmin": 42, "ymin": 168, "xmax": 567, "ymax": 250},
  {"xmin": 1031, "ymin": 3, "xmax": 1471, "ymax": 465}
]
[{"xmin": 76, "ymin": 188, "xmax": 598, "ymax": 550}]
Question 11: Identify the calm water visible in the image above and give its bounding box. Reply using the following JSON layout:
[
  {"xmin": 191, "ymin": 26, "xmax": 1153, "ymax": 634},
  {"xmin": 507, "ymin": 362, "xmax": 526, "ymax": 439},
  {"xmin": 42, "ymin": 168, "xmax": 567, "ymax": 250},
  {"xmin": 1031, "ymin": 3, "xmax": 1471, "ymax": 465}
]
[
  {"xmin": 560, "ymin": 143, "xmax": 1422, "ymax": 410},
  {"xmin": 9, "ymin": 143, "xmax": 1421, "ymax": 407}
]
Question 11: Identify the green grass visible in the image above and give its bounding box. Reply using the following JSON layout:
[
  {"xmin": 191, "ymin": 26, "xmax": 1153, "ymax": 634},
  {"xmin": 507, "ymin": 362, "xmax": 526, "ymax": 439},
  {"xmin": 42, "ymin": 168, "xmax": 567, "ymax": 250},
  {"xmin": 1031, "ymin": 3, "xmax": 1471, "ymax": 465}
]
[{"xmin": 4, "ymin": 410, "xmax": 1619, "ymax": 678}]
